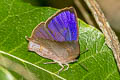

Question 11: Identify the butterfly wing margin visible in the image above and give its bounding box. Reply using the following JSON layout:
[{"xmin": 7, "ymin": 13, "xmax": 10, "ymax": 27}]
[
  {"xmin": 29, "ymin": 22, "xmax": 54, "ymax": 41},
  {"xmin": 45, "ymin": 7, "xmax": 78, "ymax": 42}
]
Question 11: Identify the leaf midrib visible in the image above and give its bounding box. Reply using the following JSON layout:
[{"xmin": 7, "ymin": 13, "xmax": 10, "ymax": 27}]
[{"xmin": 0, "ymin": 50, "xmax": 65, "ymax": 80}]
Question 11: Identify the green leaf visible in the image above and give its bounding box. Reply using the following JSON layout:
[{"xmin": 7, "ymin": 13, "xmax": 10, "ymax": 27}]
[
  {"xmin": 0, "ymin": 0, "xmax": 119, "ymax": 80},
  {"xmin": 0, "ymin": 66, "xmax": 16, "ymax": 80}
]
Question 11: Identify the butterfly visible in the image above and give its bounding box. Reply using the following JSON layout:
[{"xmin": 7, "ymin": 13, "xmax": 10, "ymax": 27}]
[{"xmin": 26, "ymin": 7, "xmax": 80, "ymax": 73}]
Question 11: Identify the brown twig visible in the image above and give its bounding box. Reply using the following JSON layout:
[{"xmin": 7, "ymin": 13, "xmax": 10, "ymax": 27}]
[
  {"xmin": 84, "ymin": 0, "xmax": 120, "ymax": 71},
  {"xmin": 74, "ymin": 0, "xmax": 95, "ymax": 26}
]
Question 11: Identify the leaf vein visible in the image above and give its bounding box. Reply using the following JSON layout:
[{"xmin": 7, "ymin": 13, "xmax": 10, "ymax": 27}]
[
  {"xmin": 0, "ymin": 50, "xmax": 65, "ymax": 80},
  {"xmin": 0, "ymin": 30, "xmax": 13, "ymax": 46},
  {"xmin": 70, "ymin": 53, "xmax": 98, "ymax": 68},
  {"xmin": 9, "ymin": 42, "xmax": 26, "ymax": 53},
  {"xmin": 104, "ymin": 70, "xmax": 117, "ymax": 80},
  {"xmin": 81, "ymin": 69, "xmax": 96, "ymax": 80}
]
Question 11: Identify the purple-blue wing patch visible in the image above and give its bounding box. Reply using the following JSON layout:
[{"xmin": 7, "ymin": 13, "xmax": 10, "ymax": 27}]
[{"xmin": 46, "ymin": 8, "xmax": 78, "ymax": 42}]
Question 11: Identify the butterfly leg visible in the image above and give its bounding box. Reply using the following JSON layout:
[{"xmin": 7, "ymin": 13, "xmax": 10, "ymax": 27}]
[
  {"xmin": 58, "ymin": 62, "xmax": 64, "ymax": 74},
  {"xmin": 81, "ymin": 48, "xmax": 88, "ymax": 54},
  {"xmin": 64, "ymin": 63, "xmax": 69, "ymax": 71},
  {"xmin": 79, "ymin": 63, "xmax": 88, "ymax": 71},
  {"xmin": 44, "ymin": 62, "xmax": 56, "ymax": 64}
]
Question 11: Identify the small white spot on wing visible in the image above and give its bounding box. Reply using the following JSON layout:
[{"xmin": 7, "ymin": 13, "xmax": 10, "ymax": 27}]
[{"xmin": 28, "ymin": 41, "xmax": 40, "ymax": 51}]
